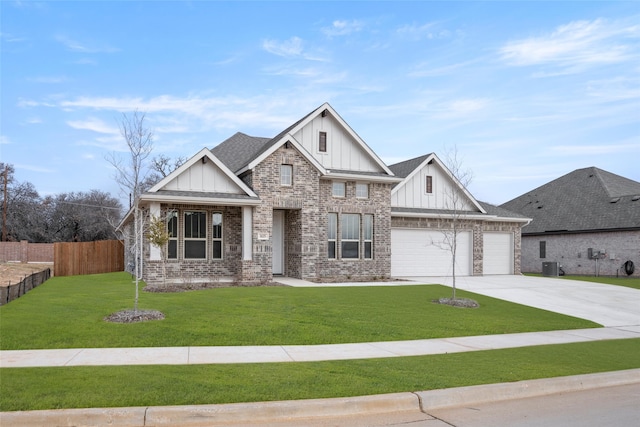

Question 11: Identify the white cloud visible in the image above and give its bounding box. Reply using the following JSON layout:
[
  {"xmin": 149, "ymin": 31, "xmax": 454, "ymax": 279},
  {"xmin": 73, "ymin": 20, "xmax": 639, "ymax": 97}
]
[
  {"xmin": 397, "ymin": 22, "xmax": 450, "ymax": 40},
  {"xmin": 550, "ymin": 143, "xmax": 639, "ymax": 156},
  {"xmin": 499, "ymin": 18, "xmax": 639, "ymax": 73},
  {"xmin": 67, "ymin": 117, "xmax": 119, "ymax": 134},
  {"xmin": 322, "ymin": 19, "xmax": 364, "ymax": 37},
  {"xmin": 55, "ymin": 34, "xmax": 119, "ymax": 53},
  {"xmin": 27, "ymin": 76, "xmax": 67, "ymax": 84},
  {"xmin": 262, "ymin": 36, "xmax": 304, "ymax": 57},
  {"xmin": 0, "ymin": 135, "xmax": 11, "ymax": 145}
]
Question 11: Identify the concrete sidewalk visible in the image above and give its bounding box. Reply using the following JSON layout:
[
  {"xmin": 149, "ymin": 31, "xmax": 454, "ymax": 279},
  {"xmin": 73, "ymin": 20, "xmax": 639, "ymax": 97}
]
[{"xmin": 2, "ymin": 325, "xmax": 639, "ymax": 368}]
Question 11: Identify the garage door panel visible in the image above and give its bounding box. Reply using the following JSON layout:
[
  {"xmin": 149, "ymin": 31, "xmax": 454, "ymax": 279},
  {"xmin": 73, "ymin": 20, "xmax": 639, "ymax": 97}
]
[
  {"xmin": 483, "ymin": 232, "xmax": 513, "ymax": 275},
  {"xmin": 391, "ymin": 229, "xmax": 471, "ymax": 276}
]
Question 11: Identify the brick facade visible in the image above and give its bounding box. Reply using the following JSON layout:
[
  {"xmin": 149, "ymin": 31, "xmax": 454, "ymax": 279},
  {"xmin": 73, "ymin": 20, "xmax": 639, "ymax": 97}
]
[{"xmin": 522, "ymin": 230, "xmax": 640, "ymax": 277}]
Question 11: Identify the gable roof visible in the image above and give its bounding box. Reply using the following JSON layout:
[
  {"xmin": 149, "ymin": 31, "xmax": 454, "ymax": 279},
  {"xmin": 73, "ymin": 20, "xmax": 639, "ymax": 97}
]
[
  {"xmin": 500, "ymin": 167, "xmax": 640, "ymax": 234},
  {"xmin": 211, "ymin": 103, "xmax": 398, "ymax": 181},
  {"xmin": 144, "ymin": 147, "xmax": 259, "ymax": 203},
  {"xmin": 389, "ymin": 153, "xmax": 487, "ymax": 214}
]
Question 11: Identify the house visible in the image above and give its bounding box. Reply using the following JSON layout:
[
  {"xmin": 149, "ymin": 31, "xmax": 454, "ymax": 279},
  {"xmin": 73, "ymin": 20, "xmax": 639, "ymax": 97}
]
[
  {"xmin": 120, "ymin": 103, "xmax": 530, "ymax": 285},
  {"xmin": 500, "ymin": 167, "xmax": 640, "ymax": 277},
  {"xmin": 388, "ymin": 154, "xmax": 530, "ymax": 277}
]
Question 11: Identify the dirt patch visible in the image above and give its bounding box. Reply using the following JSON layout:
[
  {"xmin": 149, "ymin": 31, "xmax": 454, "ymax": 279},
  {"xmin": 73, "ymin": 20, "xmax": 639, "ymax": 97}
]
[{"xmin": 0, "ymin": 263, "xmax": 53, "ymax": 286}]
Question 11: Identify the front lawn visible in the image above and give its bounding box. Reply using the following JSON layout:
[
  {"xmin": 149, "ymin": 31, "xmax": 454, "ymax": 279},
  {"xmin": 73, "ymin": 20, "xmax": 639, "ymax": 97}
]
[
  {"xmin": 2, "ymin": 339, "xmax": 638, "ymax": 411},
  {"xmin": 0, "ymin": 272, "xmax": 600, "ymax": 350}
]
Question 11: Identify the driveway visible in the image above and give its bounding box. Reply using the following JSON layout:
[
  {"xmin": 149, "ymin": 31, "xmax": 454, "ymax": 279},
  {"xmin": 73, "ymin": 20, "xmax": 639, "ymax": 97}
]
[{"xmin": 405, "ymin": 275, "xmax": 640, "ymax": 328}]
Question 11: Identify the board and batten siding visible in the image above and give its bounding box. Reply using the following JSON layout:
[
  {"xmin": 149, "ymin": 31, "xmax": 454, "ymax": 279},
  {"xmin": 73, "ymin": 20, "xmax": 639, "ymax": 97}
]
[
  {"xmin": 164, "ymin": 160, "xmax": 244, "ymax": 193},
  {"xmin": 391, "ymin": 162, "xmax": 476, "ymax": 211},
  {"xmin": 292, "ymin": 115, "xmax": 383, "ymax": 173}
]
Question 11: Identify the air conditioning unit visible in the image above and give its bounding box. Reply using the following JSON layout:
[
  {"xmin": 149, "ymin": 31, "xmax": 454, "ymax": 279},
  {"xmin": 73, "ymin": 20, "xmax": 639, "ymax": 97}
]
[{"xmin": 542, "ymin": 261, "xmax": 559, "ymax": 277}]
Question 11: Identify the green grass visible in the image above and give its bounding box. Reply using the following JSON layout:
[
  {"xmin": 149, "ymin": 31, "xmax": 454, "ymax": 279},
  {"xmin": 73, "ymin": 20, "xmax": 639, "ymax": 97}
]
[
  {"xmin": 0, "ymin": 272, "xmax": 599, "ymax": 350},
  {"xmin": 525, "ymin": 273, "xmax": 640, "ymax": 290},
  {"xmin": 1, "ymin": 338, "xmax": 638, "ymax": 411}
]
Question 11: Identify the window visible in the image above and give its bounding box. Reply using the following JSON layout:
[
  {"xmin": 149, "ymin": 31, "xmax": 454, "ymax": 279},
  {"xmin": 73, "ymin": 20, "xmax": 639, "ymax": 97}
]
[
  {"xmin": 332, "ymin": 181, "xmax": 345, "ymax": 197},
  {"xmin": 363, "ymin": 214, "xmax": 373, "ymax": 259},
  {"xmin": 540, "ymin": 241, "xmax": 546, "ymax": 259},
  {"xmin": 426, "ymin": 175, "xmax": 433, "ymax": 194},
  {"xmin": 212, "ymin": 213, "xmax": 223, "ymax": 259},
  {"xmin": 167, "ymin": 210, "xmax": 178, "ymax": 259},
  {"xmin": 327, "ymin": 213, "xmax": 337, "ymax": 259},
  {"xmin": 319, "ymin": 131, "xmax": 327, "ymax": 152},
  {"xmin": 184, "ymin": 211, "xmax": 206, "ymax": 259},
  {"xmin": 341, "ymin": 214, "xmax": 360, "ymax": 259},
  {"xmin": 356, "ymin": 183, "xmax": 369, "ymax": 199},
  {"xmin": 280, "ymin": 164, "xmax": 292, "ymax": 186}
]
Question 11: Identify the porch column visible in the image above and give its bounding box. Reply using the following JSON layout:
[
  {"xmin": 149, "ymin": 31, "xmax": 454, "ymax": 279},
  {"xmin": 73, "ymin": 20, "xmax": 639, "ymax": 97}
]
[
  {"xmin": 242, "ymin": 206, "xmax": 253, "ymax": 261},
  {"xmin": 149, "ymin": 203, "xmax": 161, "ymax": 261}
]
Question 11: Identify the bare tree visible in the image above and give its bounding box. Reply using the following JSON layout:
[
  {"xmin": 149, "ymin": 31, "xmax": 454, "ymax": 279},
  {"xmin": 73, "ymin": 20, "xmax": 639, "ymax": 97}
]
[
  {"xmin": 139, "ymin": 154, "xmax": 187, "ymax": 193},
  {"xmin": 436, "ymin": 146, "xmax": 473, "ymax": 301},
  {"xmin": 106, "ymin": 110, "xmax": 153, "ymax": 313}
]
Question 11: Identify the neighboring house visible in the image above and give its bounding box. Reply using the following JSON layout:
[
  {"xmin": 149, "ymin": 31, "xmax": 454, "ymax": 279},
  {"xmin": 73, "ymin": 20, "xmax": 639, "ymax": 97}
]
[
  {"xmin": 388, "ymin": 154, "xmax": 530, "ymax": 277},
  {"xmin": 501, "ymin": 167, "xmax": 640, "ymax": 277},
  {"xmin": 120, "ymin": 103, "xmax": 530, "ymax": 285}
]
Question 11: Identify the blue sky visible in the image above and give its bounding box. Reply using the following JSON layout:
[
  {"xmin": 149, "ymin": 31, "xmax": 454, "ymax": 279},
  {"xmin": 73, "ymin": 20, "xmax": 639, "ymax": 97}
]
[{"xmin": 2, "ymin": 1, "xmax": 639, "ymax": 206}]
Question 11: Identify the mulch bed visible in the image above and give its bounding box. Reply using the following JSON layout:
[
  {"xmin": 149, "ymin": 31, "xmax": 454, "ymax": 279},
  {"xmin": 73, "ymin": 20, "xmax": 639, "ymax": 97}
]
[
  {"xmin": 433, "ymin": 297, "xmax": 479, "ymax": 308},
  {"xmin": 104, "ymin": 309, "xmax": 165, "ymax": 323}
]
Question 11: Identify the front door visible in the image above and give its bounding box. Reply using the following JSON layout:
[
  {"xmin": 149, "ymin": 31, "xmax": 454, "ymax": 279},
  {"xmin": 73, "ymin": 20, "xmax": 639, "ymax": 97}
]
[{"xmin": 272, "ymin": 210, "xmax": 285, "ymax": 275}]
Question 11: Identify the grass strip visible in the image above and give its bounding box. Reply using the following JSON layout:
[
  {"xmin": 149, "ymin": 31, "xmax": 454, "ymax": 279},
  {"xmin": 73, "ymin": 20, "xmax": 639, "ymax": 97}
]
[
  {"xmin": 2, "ymin": 338, "xmax": 638, "ymax": 412},
  {"xmin": 0, "ymin": 273, "xmax": 599, "ymax": 350}
]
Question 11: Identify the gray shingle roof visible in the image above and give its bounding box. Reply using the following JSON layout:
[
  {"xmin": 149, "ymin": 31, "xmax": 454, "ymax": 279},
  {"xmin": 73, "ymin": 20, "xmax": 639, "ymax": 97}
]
[
  {"xmin": 388, "ymin": 154, "xmax": 433, "ymax": 178},
  {"xmin": 500, "ymin": 167, "xmax": 640, "ymax": 234},
  {"xmin": 211, "ymin": 132, "xmax": 271, "ymax": 174},
  {"xmin": 211, "ymin": 106, "xmax": 320, "ymax": 174}
]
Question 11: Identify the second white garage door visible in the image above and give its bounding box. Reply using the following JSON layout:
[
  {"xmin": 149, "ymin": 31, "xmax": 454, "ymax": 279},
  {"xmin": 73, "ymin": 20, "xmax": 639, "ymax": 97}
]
[
  {"xmin": 483, "ymin": 232, "xmax": 514, "ymax": 275},
  {"xmin": 391, "ymin": 229, "xmax": 472, "ymax": 277}
]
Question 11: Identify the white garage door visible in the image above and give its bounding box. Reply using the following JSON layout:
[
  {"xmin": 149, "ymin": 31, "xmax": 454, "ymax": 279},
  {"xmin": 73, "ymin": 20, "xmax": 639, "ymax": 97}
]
[
  {"xmin": 391, "ymin": 229, "xmax": 472, "ymax": 277},
  {"xmin": 483, "ymin": 232, "xmax": 514, "ymax": 275}
]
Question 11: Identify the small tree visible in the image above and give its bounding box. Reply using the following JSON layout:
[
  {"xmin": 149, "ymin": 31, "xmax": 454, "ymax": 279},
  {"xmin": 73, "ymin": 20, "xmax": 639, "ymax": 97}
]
[
  {"xmin": 148, "ymin": 214, "xmax": 170, "ymax": 286},
  {"xmin": 436, "ymin": 146, "xmax": 473, "ymax": 301},
  {"xmin": 106, "ymin": 110, "xmax": 153, "ymax": 313}
]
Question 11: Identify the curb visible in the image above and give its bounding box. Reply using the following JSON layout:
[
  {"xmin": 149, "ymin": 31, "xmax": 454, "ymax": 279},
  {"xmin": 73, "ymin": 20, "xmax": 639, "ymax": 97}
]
[{"xmin": 2, "ymin": 369, "xmax": 639, "ymax": 426}]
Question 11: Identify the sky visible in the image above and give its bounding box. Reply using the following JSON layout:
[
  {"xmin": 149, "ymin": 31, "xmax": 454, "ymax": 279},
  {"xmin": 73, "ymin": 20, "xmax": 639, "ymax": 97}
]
[{"xmin": 2, "ymin": 1, "xmax": 639, "ymax": 206}]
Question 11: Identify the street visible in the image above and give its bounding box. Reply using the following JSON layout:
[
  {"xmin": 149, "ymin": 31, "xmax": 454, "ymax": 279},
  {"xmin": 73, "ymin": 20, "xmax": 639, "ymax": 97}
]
[{"xmin": 251, "ymin": 383, "xmax": 640, "ymax": 427}]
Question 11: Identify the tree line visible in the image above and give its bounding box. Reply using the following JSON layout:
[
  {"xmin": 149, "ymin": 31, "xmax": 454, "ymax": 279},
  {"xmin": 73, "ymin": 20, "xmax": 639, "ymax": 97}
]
[{"xmin": 0, "ymin": 162, "xmax": 122, "ymax": 243}]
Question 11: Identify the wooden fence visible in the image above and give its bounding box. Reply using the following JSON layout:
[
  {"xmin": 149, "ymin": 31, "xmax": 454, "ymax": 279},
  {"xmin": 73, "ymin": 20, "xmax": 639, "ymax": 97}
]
[
  {"xmin": 1, "ymin": 268, "xmax": 51, "ymax": 306},
  {"xmin": 54, "ymin": 240, "xmax": 124, "ymax": 277}
]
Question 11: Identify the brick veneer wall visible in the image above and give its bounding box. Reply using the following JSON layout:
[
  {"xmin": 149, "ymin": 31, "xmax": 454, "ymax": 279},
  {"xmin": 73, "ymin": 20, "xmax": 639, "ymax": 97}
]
[
  {"xmin": 249, "ymin": 144, "xmax": 394, "ymax": 282},
  {"xmin": 142, "ymin": 205, "xmax": 244, "ymax": 285},
  {"xmin": 390, "ymin": 216, "xmax": 523, "ymax": 275},
  {"xmin": 521, "ymin": 230, "xmax": 640, "ymax": 277}
]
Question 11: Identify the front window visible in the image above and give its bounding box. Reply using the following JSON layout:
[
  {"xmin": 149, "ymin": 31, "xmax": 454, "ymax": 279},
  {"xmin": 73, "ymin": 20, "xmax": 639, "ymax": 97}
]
[
  {"xmin": 184, "ymin": 211, "xmax": 206, "ymax": 259},
  {"xmin": 167, "ymin": 210, "xmax": 178, "ymax": 259},
  {"xmin": 356, "ymin": 183, "xmax": 369, "ymax": 199},
  {"xmin": 281, "ymin": 164, "xmax": 293, "ymax": 186},
  {"xmin": 540, "ymin": 241, "xmax": 546, "ymax": 259},
  {"xmin": 327, "ymin": 213, "xmax": 337, "ymax": 259},
  {"xmin": 212, "ymin": 213, "xmax": 223, "ymax": 259},
  {"xmin": 341, "ymin": 214, "xmax": 360, "ymax": 259},
  {"xmin": 363, "ymin": 214, "xmax": 373, "ymax": 259},
  {"xmin": 332, "ymin": 181, "xmax": 345, "ymax": 197}
]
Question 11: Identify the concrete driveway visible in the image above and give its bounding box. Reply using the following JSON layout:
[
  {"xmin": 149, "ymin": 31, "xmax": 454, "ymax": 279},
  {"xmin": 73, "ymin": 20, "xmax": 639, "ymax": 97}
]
[{"xmin": 405, "ymin": 275, "xmax": 640, "ymax": 328}]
